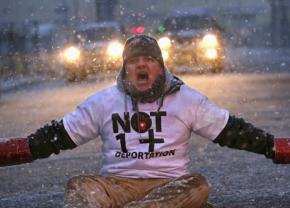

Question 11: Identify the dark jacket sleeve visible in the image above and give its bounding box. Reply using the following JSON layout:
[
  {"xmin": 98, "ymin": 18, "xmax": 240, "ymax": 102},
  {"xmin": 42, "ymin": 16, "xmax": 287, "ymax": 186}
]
[
  {"xmin": 28, "ymin": 120, "xmax": 77, "ymax": 159},
  {"xmin": 213, "ymin": 115, "xmax": 275, "ymax": 159}
]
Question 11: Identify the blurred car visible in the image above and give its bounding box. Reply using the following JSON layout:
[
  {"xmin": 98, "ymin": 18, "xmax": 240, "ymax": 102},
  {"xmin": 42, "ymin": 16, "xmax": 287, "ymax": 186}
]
[
  {"xmin": 60, "ymin": 21, "xmax": 125, "ymax": 81},
  {"xmin": 156, "ymin": 8, "xmax": 226, "ymax": 73}
]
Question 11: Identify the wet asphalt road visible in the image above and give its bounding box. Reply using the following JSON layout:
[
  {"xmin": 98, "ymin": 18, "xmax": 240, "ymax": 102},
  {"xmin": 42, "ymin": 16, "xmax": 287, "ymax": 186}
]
[{"xmin": 1, "ymin": 71, "xmax": 290, "ymax": 208}]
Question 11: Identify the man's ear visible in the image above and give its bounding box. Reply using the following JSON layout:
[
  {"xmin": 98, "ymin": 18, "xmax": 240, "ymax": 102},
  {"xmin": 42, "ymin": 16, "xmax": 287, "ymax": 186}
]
[{"xmin": 121, "ymin": 66, "xmax": 127, "ymax": 77}]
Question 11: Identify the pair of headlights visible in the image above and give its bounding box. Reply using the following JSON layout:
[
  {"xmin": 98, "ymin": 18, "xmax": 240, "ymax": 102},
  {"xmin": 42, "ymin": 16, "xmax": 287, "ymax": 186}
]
[
  {"xmin": 199, "ymin": 34, "xmax": 220, "ymax": 60},
  {"xmin": 63, "ymin": 41, "xmax": 124, "ymax": 63},
  {"xmin": 158, "ymin": 34, "xmax": 219, "ymax": 48},
  {"xmin": 157, "ymin": 34, "xmax": 220, "ymax": 60}
]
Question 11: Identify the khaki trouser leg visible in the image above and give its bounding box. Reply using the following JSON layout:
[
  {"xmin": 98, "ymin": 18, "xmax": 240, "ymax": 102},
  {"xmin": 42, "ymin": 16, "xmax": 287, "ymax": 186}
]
[
  {"xmin": 64, "ymin": 173, "xmax": 209, "ymax": 208},
  {"xmin": 64, "ymin": 175, "xmax": 169, "ymax": 208},
  {"xmin": 124, "ymin": 174, "xmax": 209, "ymax": 208}
]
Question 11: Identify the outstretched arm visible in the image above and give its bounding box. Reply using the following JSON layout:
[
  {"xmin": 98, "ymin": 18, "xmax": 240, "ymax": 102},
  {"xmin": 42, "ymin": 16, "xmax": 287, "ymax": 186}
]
[
  {"xmin": 213, "ymin": 115, "xmax": 290, "ymax": 163},
  {"xmin": 0, "ymin": 120, "xmax": 76, "ymax": 167}
]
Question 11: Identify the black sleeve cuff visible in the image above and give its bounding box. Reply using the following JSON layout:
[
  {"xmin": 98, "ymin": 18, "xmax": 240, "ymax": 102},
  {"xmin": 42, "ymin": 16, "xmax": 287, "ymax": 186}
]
[
  {"xmin": 213, "ymin": 115, "xmax": 274, "ymax": 158},
  {"xmin": 28, "ymin": 120, "xmax": 77, "ymax": 159}
]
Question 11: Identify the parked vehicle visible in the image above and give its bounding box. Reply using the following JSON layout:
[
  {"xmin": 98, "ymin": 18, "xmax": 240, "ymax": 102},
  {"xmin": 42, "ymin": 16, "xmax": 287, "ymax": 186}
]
[
  {"xmin": 60, "ymin": 21, "xmax": 126, "ymax": 81},
  {"xmin": 156, "ymin": 8, "xmax": 226, "ymax": 73}
]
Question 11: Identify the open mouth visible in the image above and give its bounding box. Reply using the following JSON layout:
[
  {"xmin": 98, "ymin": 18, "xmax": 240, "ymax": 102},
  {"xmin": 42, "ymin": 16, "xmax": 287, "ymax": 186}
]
[{"xmin": 137, "ymin": 71, "xmax": 149, "ymax": 82}]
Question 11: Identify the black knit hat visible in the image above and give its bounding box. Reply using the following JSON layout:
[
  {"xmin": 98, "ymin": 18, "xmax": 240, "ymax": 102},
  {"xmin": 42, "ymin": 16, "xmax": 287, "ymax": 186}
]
[{"xmin": 122, "ymin": 34, "xmax": 164, "ymax": 68}]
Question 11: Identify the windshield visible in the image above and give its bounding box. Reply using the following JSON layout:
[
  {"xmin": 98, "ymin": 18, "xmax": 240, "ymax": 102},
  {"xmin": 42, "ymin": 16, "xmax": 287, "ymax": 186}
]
[
  {"xmin": 164, "ymin": 15, "xmax": 217, "ymax": 31},
  {"xmin": 74, "ymin": 26, "xmax": 121, "ymax": 43}
]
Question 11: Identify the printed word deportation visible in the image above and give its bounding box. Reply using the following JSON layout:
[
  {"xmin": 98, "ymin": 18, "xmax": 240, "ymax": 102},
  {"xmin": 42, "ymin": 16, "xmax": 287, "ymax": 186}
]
[{"xmin": 115, "ymin": 149, "xmax": 176, "ymax": 159}]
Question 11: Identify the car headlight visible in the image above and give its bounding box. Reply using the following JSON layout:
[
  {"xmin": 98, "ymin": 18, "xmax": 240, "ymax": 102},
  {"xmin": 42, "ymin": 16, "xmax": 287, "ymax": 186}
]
[
  {"xmin": 205, "ymin": 48, "xmax": 218, "ymax": 59},
  {"xmin": 158, "ymin": 37, "xmax": 171, "ymax": 50},
  {"xmin": 201, "ymin": 34, "xmax": 218, "ymax": 48},
  {"xmin": 106, "ymin": 41, "xmax": 124, "ymax": 59},
  {"xmin": 63, "ymin": 46, "xmax": 81, "ymax": 62}
]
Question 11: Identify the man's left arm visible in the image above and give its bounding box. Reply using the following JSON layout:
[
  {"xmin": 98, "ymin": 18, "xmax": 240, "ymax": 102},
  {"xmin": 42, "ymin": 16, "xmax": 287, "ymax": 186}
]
[{"xmin": 213, "ymin": 115, "xmax": 290, "ymax": 163}]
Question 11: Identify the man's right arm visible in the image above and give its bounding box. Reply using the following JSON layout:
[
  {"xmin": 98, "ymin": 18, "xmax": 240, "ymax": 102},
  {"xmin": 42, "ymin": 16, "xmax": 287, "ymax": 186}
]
[
  {"xmin": 28, "ymin": 120, "xmax": 77, "ymax": 159},
  {"xmin": 0, "ymin": 120, "xmax": 77, "ymax": 167}
]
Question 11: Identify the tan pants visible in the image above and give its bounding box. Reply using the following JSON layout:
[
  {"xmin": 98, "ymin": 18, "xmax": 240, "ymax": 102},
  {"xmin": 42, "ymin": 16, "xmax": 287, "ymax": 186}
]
[{"xmin": 64, "ymin": 173, "xmax": 209, "ymax": 208}]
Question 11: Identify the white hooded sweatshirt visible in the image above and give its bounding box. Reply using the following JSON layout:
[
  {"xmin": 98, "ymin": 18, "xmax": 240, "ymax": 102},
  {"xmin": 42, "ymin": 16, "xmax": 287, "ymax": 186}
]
[{"xmin": 63, "ymin": 79, "xmax": 229, "ymax": 178}]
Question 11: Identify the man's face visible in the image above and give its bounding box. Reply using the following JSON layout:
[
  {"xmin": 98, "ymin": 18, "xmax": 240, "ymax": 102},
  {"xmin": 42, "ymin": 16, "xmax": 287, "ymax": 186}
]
[{"xmin": 125, "ymin": 56, "xmax": 163, "ymax": 92}]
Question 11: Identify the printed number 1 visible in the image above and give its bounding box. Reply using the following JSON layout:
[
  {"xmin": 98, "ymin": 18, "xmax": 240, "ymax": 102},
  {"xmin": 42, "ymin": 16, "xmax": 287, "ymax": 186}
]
[{"xmin": 115, "ymin": 133, "xmax": 128, "ymax": 153}]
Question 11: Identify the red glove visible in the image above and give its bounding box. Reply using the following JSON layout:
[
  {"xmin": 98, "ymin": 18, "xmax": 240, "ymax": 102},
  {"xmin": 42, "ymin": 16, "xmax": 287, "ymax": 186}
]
[
  {"xmin": 274, "ymin": 138, "xmax": 290, "ymax": 163},
  {"xmin": 0, "ymin": 137, "xmax": 33, "ymax": 167}
]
